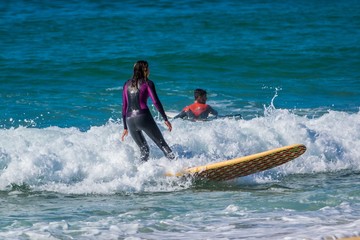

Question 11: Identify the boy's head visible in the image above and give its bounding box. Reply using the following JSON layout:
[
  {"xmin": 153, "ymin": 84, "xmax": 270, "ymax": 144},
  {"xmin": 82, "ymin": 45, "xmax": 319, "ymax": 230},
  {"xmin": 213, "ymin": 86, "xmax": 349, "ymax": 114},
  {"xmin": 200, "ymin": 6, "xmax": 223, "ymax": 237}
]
[{"xmin": 194, "ymin": 89, "xmax": 207, "ymax": 103}]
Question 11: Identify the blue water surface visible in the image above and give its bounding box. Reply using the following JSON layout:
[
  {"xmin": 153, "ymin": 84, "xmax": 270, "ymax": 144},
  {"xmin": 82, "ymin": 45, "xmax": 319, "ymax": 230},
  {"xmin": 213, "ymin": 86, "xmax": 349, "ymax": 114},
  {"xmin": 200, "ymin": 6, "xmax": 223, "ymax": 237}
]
[{"xmin": 1, "ymin": 1, "xmax": 360, "ymax": 239}]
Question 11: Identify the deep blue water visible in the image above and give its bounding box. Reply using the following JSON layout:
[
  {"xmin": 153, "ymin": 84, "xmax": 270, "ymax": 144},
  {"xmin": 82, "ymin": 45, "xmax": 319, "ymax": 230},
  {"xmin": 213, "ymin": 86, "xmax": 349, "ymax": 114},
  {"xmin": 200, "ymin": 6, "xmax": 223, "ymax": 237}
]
[{"xmin": 1, "ymin": 1, "xmax": 359, "ymax": 239}]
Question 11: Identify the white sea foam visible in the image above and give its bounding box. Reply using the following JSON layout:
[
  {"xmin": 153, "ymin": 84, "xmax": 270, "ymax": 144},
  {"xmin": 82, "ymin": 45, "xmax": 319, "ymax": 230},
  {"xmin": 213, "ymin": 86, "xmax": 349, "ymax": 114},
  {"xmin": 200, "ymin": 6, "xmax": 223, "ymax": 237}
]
[{"xmin": 0, "ymin": 109, "xmax": 359, "ymax": 194}]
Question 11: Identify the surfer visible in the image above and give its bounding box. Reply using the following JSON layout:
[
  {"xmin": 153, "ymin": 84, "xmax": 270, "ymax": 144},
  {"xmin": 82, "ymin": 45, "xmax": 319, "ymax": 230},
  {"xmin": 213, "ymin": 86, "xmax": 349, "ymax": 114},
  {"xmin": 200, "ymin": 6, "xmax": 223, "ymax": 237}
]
[
  {"xmin": 121, "ymin": 60, "xmax": 175, "ymax": 161},
  {"xmin": 173, "ymin": 88, "xmax": 218, "ymax": 120}
]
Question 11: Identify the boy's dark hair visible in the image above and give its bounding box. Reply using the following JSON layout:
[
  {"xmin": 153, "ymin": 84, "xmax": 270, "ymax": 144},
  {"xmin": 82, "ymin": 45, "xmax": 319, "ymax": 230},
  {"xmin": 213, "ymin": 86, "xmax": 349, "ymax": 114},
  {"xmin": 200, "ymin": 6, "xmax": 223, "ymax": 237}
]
[{"xmin": 194, "ymin": 89, "xmax": 207, "ymax": 100}]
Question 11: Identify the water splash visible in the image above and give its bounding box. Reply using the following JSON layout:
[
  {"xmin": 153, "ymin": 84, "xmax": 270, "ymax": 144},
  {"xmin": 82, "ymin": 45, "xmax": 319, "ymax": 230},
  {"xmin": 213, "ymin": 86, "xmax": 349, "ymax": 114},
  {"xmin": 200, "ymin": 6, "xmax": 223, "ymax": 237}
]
[{"xmin": 0, "ymin": 105, "xmax": 359, "ymax": 194}]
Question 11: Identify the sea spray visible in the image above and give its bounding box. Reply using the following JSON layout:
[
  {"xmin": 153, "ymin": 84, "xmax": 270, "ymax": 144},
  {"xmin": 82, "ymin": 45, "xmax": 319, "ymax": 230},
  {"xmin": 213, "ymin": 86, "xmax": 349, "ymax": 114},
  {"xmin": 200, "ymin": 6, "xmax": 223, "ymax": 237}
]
[{"xmin": 1, "ymin": 108, "xmax": 359, "ymax": 194}]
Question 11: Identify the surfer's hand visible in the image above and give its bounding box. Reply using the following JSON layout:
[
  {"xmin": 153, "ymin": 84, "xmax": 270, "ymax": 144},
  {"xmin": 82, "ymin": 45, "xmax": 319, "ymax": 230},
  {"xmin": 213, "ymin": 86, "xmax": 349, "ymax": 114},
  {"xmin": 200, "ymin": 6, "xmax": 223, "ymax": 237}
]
[
  {"xmin": 121, "ymin": 129, "xmax": 128, "ymax": 141},
  {"xmin": 165, "ymin": 120, "xmax": 172, "ymax": 132}
]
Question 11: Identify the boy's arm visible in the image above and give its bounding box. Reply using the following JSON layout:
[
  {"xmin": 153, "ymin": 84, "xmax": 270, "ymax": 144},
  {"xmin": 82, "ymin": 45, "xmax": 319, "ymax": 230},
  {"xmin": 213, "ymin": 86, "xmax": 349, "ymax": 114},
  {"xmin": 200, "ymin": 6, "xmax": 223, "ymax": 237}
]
[
  {"xmin": 208, "ymin": 106, "xmax": 218, "ymax": 117},
  {"xmin": 173, "ymin": 110, "xmax": 187, "ymax": 119}
]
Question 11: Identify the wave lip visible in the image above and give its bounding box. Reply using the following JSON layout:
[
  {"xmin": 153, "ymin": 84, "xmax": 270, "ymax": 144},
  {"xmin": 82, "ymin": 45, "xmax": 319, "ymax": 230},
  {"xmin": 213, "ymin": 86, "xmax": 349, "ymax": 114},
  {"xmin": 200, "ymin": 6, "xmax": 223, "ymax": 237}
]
[{"xmin": 0, "ymin": 109, "xmax": 359, "ymax": 194}]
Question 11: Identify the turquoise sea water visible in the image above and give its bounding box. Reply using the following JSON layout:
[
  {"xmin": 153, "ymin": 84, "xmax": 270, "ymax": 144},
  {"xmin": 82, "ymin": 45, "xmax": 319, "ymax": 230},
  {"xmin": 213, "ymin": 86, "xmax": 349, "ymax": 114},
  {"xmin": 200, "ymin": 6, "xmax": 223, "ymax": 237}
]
[{"xmin": 1, "ymin": 0, "xmax": 360, "ymax": 239}]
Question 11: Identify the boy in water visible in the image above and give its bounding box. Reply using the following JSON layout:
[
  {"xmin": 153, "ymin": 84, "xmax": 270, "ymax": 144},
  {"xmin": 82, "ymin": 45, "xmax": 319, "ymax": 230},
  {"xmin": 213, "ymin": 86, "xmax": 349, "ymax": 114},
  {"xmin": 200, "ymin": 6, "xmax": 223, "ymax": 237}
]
[{"xmin": 174, "ymin": 89, "xmax": 218, "ymax": 120}]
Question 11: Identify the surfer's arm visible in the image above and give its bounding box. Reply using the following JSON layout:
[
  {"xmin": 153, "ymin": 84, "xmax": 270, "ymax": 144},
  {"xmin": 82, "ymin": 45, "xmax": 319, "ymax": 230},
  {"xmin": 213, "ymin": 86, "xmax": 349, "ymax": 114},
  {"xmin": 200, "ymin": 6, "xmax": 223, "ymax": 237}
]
[
  {"xmin": 173, "ymin": 110, "xmax": 187, "ymax": 119},
  {"xmin": 121, "ymin": 129, "xmax": 128, "ymax": 141},
  {"xmin": 122, "ymin": 82, "xmax": 128, "ymax": 129},
  {"xmin": 208, "ymin": 106, "xmax": 218, "ymax": 117},
  {"xmin": 147, "ymin": 81, "xmax": 168, "ymax": 121}
]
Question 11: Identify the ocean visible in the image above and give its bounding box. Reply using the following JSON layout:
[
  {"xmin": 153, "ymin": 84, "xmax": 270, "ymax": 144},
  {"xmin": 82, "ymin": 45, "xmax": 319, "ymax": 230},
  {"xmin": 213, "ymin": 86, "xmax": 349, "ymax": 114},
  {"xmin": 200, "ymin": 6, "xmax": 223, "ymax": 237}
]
[{"xmin": 1, "ymin": 0, "xmax": 360, "ymax": 239}]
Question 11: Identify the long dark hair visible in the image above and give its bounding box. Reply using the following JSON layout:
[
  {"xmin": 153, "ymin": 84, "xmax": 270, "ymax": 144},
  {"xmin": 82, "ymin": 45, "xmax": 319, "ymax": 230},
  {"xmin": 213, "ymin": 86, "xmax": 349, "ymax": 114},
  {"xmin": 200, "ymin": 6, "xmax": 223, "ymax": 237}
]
[{"xmin": 131, "ymin": 60, "xmax": 148, "ymax": 89}]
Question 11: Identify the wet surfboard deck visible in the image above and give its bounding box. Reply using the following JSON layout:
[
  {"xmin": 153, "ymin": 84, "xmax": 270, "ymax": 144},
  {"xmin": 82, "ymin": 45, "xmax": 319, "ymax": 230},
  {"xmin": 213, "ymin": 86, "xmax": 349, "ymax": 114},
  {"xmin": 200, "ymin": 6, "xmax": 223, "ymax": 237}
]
[{"xmin": 166, "ymin": 144, "xmax": 307, "ymax": 181}]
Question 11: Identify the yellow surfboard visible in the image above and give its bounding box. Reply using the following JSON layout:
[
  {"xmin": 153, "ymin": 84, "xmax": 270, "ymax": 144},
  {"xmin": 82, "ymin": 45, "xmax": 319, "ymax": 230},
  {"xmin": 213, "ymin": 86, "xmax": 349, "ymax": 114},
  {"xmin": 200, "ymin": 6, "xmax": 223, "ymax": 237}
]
[{"xmin": 166, "ymin": 144, "xmax": 306, "ymax": 181}]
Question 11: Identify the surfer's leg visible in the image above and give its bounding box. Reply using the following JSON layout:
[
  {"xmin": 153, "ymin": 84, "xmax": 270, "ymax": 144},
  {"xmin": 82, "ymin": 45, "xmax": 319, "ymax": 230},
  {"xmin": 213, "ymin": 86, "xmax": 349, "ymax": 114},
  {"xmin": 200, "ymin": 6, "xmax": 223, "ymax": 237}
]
[
  {"xmin": 131, "ymin": 130, "xmax": 150, "ymax": 162},
  {"xmin": 126, "ymin": 117, "xmax": 150, "ymax": 161},
  {"xmin": 139, "ymin": 114, "xmax": 175, "ymax": 160},
  {"xmin": 138, "ymin": 140, "xmax": 150, "ymax": 162}
]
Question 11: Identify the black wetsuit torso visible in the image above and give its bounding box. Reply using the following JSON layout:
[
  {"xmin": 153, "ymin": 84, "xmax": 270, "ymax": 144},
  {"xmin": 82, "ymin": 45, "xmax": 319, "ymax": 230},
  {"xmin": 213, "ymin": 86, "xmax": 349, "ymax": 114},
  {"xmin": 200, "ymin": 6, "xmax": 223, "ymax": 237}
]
[{"xmin": 122, "ymin": 79, "xmax": 174, "ymax": 161}]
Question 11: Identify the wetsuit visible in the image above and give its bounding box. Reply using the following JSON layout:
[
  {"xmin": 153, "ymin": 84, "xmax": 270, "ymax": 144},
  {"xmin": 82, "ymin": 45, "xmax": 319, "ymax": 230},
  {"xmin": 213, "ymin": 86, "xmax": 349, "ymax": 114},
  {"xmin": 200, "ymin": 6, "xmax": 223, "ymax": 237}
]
[
  {"xmin": 174, "ymin": 102, "xmax": 218, "ymax": 120},
  {"xmin": 122, "ymin": 78, "xmax": 174, "ymax": 161}
]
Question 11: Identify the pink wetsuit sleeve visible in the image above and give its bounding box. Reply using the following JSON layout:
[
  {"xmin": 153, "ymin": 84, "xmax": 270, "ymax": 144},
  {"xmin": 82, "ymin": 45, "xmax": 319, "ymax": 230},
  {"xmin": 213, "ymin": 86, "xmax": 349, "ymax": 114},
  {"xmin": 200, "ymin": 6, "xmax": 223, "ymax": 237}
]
[
  {"xmin": 147, "ymin": 80, "xmax": 168, "ymax": 121},
  {"xmin": 122, "ymin": 81, "xmax": 128, "ymax": 129}
]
